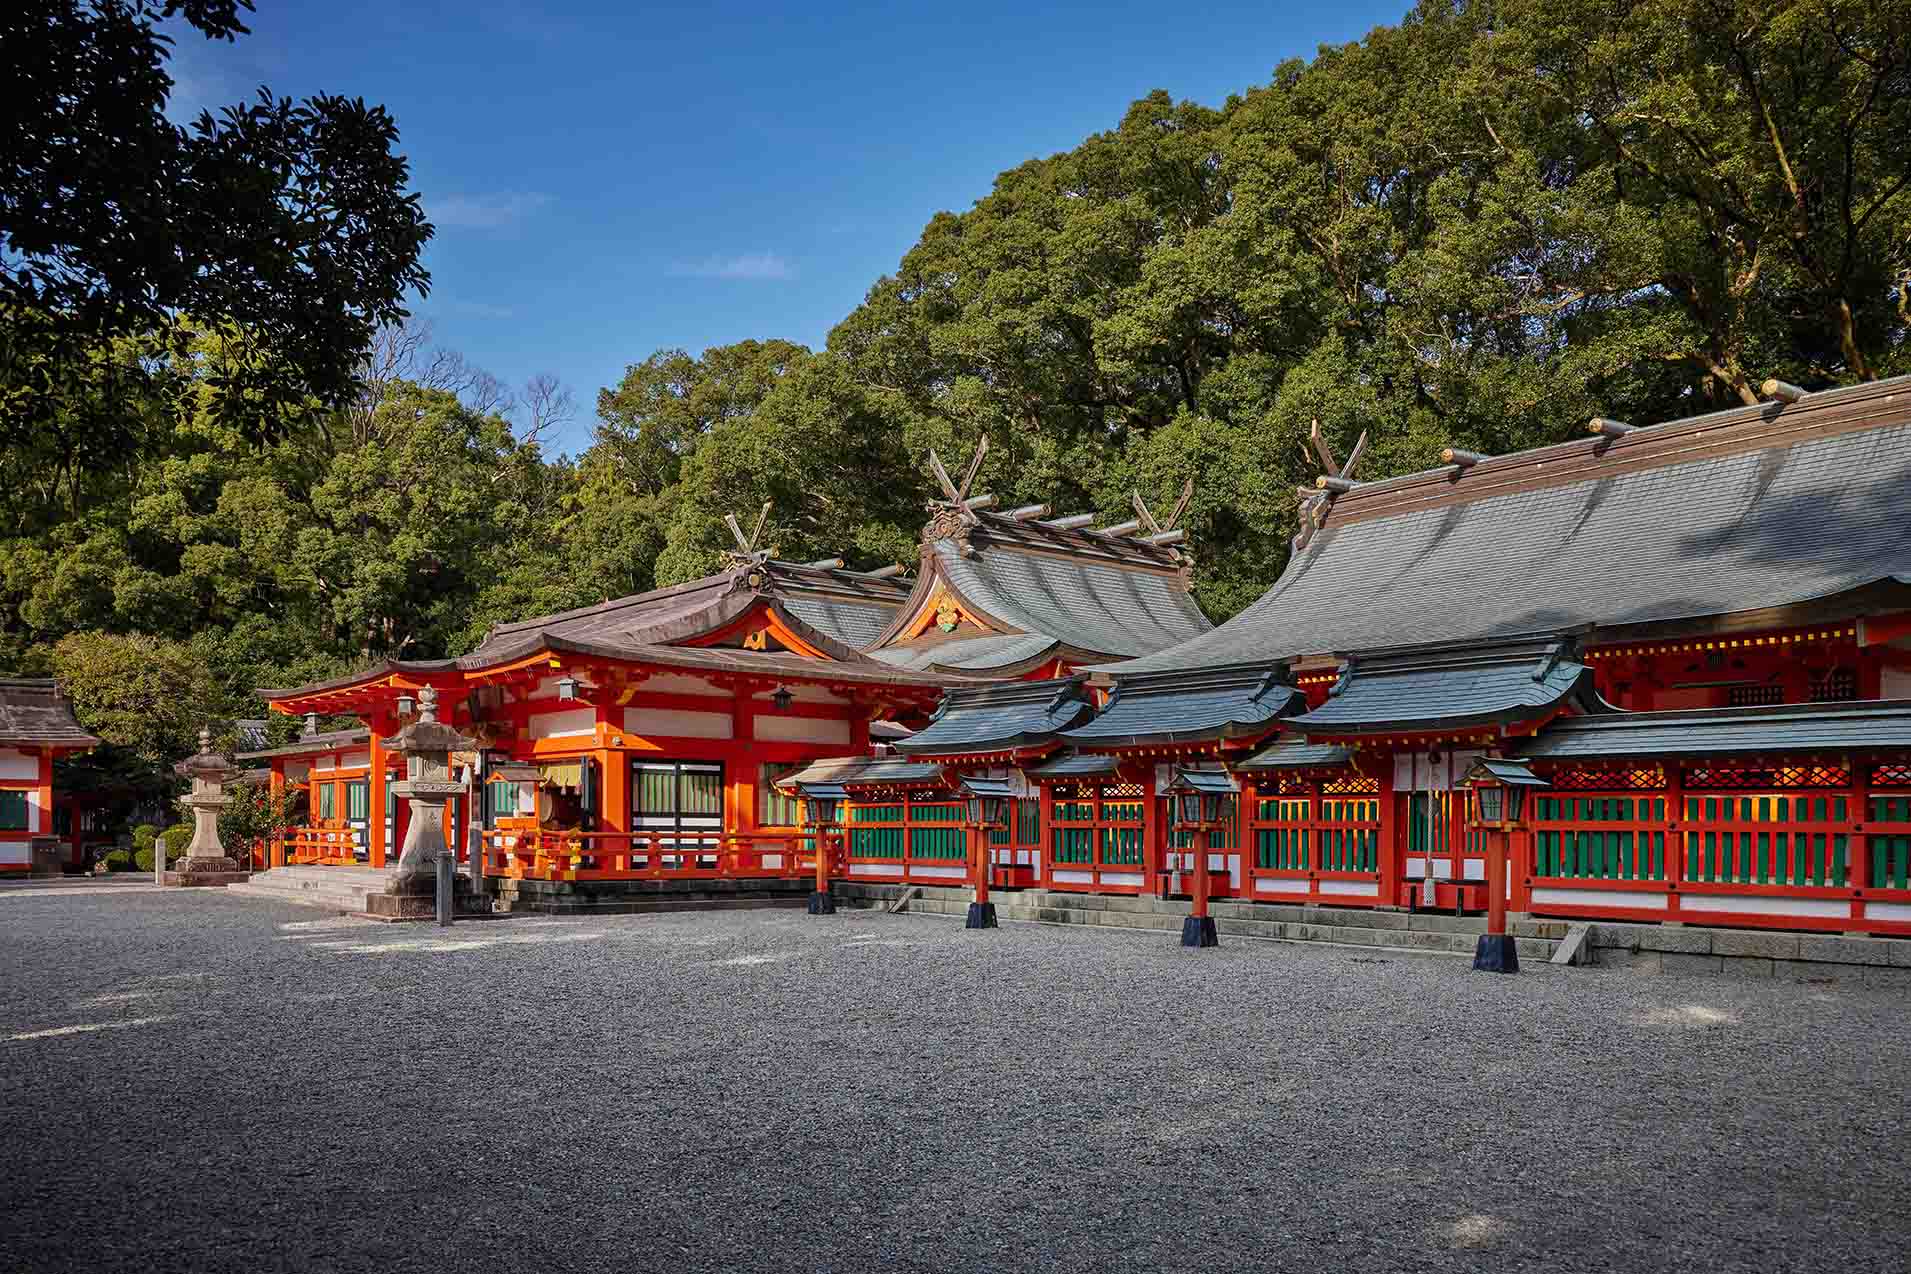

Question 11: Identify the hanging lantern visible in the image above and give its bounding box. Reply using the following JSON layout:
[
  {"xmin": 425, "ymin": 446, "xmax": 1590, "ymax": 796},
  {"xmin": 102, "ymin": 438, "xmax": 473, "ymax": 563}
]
[
  {"xmin": 771, "ymin": 685, "xmax": 794, "ymax": 711},
  {"xmin": 396, "ymin": 692, "xmax": 417, "ymax": 717},
  {"xmin": 958, "ymin": 777, "xmax": 1014, "ymax": 829},
  {"xmin": 556, "ymin": 675, "xmax": 582, "ymax": 700},
  {"xmin": 1166, "ymin": 769, "xmax": 1237, "ymax": 830}
]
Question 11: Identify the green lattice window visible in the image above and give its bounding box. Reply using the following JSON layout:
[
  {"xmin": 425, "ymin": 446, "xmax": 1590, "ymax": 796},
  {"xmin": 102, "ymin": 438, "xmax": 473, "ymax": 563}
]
[
  {"xmin": 1050, "ymin": 783, "xmax": 1145, "ymax": 867},
  {"xmin": 849, "ymin": 804, "xmax": 904, "ymax": 859},
  {"xmin": 1682, "ymin": 794, "xmax": 1847, "ymax": 886},
  {"xmin": 1535, "ymin": 796, "xmax": 1668, "ymax": 881},
  {"xmin": 908, "ymin": 802, "xmax": 964, "ymax": 860},
  {"xmin": 1872, "ymin": 795, "xmax": 1911, "ymax": 890}
]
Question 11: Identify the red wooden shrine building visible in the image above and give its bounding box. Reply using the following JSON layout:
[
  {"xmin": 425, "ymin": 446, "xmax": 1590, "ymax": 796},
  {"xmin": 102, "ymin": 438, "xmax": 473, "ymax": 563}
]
[
  {"xmin": 0, "ymin": 678, "xmax": 101, "ymax": 873},
  {"xmin": 246, "ymin": 481, "xmax": 1211, "ymax": 881},
  {"xmin": 783, "ymin": 377, "xmax": 1911, "ymax": 938},
  {"xmin": 249, "ymin": 376, "xmax": 1911, "ymax": 940}
]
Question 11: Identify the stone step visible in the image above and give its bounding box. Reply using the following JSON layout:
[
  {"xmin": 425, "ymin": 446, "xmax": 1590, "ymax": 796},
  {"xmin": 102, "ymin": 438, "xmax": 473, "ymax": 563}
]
[
  {"xmin": 847, "ymin": 882, "xmax": 1565, "ymax": 939},
  {"xmin": 506, "ymin": 897, "xmax": 811, "ymax": 916},
  {"xmin": 838, "ymin": 884, "xmax": 1559, "ymax": 961}
]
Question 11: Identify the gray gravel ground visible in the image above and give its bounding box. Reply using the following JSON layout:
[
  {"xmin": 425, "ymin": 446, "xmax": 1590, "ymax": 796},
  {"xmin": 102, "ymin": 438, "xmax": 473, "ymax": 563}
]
[{"xmin": 3, "ymin": 884, "xmax": 1910, "ymax": 1273}]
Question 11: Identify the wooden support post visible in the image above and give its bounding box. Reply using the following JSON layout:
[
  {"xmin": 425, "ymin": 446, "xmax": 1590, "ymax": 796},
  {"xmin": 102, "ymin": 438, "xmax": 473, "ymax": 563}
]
[
  {"xmin": 1180, "ymin": 823, "xmax": 1219, "ymax": 948},
  {"xmin": 965, "ymin": 821, "xmax": 997, "ymax": 929},
  {"xmin": 1851, "ymin": 755, "xmax": 1872, "ymax": 931},
  {"xmin": 806, "ymin": 820, "xmax": 836, "ymax": 915},
  {"xmin": 366, "ymin": 723, "xmax": 389, "ymax": 870},
  {"xmin": 1472, "ymin": 822, "xmax": 1518, "ymax": 973}
]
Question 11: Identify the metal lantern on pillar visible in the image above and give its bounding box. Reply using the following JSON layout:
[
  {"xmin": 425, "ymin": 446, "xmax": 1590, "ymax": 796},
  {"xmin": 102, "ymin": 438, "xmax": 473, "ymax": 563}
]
[
  {"xmin": 794, "ymin": 781, "xmax": 848, "ymax": 916},
  {"xmin": 958, "ymin": 777, "xmax": 1014, "ymax": 830},
  {"xmin": 1166, "ymin": 769, "xmax": 1238, "ymax": 828},
  {"xmin": 796, "ymin": 782, "xmax": 846, "ymax": 827},
  {"xmin": 1461, "ymin": 756, "xmax": 1548, "ymax": 976},
  {"xmin": 1463, "ymin": 757, "xmax": 1547, "ymax": 830}
]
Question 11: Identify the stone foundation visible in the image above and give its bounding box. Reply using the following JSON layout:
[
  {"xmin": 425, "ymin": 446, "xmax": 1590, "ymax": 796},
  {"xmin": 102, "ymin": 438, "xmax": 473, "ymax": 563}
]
[{"xmin": 162, "ymin": 869, "xmax": 251, "ymax": 888}]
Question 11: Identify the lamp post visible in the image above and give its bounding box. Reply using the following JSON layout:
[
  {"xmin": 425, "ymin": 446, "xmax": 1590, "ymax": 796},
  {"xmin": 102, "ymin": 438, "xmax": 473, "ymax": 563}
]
[
  {"xmin": 958, "ymin": 777, "xmax": 1014, "ymax": 929},
  {"xmin": 1462, "ymin": 758, "xmax": 1548, "ymax": 973},
  {"xmin": 796, "ymin": 782, "xmax": 846, "ymax": 915},
  {"xmin": 1166, "ymin": 769, "xmax": 1236, "ymax": 948}
]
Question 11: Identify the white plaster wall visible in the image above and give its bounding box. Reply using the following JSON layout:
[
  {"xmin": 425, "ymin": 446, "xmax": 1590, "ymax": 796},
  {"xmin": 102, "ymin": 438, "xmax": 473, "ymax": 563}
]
[
  {"xmin": 646, "ymin": 673, "xmax": 733, "ymax": 698},
  {"xmin": 529, "ymin": 708, "xmax": 598, "ymax": 740},
  {"xmin": 284, "ymin": 761, "xmax": 311, "ymax": 783},
  {"xmin": 753, "ymin": 715, "xmax": 851, "ymax": 745},
  {"xmin": 0, "ymin": 749, "xmax": 37, "ymax": 781},
  {"xmin": 624, "ymin": 708, "xmax": 732, "ymax": 740},
  {"xmin": 1884, "ymin": 665, "xmax": 1911, "ymax": 699}
]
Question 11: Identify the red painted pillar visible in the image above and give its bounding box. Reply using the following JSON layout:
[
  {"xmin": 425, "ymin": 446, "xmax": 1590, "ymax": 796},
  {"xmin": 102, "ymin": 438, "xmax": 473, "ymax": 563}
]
[
  {"xmin": 366, "ymin": 718, "xmax": 390, "ymax": 869},
  {"xmin": 1375, "ymin": 752, "xmax": 1400, "ymax": 907}
]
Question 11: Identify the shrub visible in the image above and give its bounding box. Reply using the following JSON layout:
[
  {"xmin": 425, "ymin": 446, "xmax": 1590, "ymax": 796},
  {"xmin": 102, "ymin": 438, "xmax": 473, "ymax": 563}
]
[
  {"xmin": 101, "ymin": 848, "xmax": 135, "ymax": 872},
  {"xmin": 132, "ymin": 824, "xmax": 160, "ymax": 858},
  {"xmin": 161, "ymin": 824, "xmax": 192, "ymax": 861},
  {"xmin": 133, "ymin": 846, "xmax": 157, "ymax": 872}
]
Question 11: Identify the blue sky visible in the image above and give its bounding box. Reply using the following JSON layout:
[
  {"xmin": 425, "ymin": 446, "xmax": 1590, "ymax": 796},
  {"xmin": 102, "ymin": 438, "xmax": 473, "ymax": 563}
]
[{"xmin": 167, "ymin": 1, "xmax": 1410, "ymax": 453}]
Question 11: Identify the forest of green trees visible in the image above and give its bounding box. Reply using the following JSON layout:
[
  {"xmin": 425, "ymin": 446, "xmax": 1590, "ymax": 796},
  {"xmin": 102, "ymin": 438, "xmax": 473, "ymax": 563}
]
[{"xmin": 5, "ymin": 0, "xmax": 1910, "ymax": 796}]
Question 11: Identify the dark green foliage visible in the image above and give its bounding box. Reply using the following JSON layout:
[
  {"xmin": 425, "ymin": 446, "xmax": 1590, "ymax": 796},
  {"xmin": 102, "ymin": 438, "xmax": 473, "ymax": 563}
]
[
  {"xmin": 8, "ymin": 0, "xmax": 1910, "ymax": 809},
  {"xmin": 1, "ymin": 1, "xmax": 432, "ymax": 454}
]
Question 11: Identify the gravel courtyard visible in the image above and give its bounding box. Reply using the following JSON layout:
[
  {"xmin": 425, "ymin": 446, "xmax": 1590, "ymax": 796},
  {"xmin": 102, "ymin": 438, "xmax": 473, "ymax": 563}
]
[{"xmin": 3, "ymin": 884, "xmax": 1909, "ymax": 1273}]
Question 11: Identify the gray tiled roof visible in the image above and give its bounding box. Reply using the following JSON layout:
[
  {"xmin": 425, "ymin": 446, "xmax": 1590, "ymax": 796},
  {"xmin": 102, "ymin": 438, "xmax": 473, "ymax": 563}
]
[
  {"xmin": 234, "ymin": 728, "xmax": 368, "ymax": 761},
  {"xmin": 934, "ymin": 539, "xmax": 1211, "ymax": 660},
  {"xmin": 1235, "ymin": 739, "xmax": 1356, "ymax": 771},
  {"xmin": 1026, "ymin": 751, "xmax": 1121, "ymax": 779},
  {"xmin": 777, "ymin": 755, "xmax": 950, "ymax": 789},
  {"xmin": 1514, "ymin": 699, "xmax": 1911, "ymax": 759},
  {"xmin": 1063, "ymin": 668, "xmax": 1299, "ymax": 746},
  {"xmin": 469, "ymin": 559, "xmax": 910, "ymax": 663},
  {"xmin": 868, "ymin": 632, "xmax": 1059, "ymax": 673},
  {"xmin": 1290, "ymin": 640, "xmax": 1593, "ymax": 736},
  {"xmin": 1105, "ymin": 378, "xmax": 1911, "ymax": 676},
  {"xmin": 895, "ymin": 677, "xmax": 1097, "ymax": 756},
  {"xmin": 0, "ymin": 678, "xmax": 99, "ymax": 749},
  {"xmin": 781, "ymin": 597, "xmax": 897, "ymax": 649}
]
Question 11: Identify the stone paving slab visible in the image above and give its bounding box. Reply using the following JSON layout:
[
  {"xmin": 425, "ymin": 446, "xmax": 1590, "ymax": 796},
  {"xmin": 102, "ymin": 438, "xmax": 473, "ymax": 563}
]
[{"xmin": 3, "ymin": 888, "xmax": 1910, "ymax": 1272}]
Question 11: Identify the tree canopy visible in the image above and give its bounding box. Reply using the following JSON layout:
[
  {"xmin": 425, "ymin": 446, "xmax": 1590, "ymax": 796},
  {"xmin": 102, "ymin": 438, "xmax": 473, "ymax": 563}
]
[
  {"xmin": 1, "ymin": 0, "xmax": 432, "ymax": 458},
  {"xmin": 5, "ymin": 0, "xmax": 1909, "ymax": 799}
]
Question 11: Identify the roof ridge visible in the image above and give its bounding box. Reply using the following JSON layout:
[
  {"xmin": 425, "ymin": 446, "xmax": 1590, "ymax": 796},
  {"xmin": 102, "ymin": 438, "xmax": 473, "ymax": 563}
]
[
  {"xmin": 478, "ymin": 569, "xmax": 746, "ymax": 647},
  {"xmin": 1321, "ymin": 374, "xmax": 1911, "ymax": 528}
]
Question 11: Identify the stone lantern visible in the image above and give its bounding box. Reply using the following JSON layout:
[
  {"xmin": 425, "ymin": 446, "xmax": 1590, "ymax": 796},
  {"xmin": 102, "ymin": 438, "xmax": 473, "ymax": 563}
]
[
  {"xmin": 165, "ymin": 728, "xmax": 249, "ymax": 887},
  {"xmin": 376, "ymin": 687, "xmax": 480, "ymax": 916}
]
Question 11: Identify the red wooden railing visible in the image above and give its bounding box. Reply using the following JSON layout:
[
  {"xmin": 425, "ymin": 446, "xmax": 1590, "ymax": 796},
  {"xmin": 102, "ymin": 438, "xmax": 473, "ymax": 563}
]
[{"xmin": 478, "ymin": 828, "xmax": 838, "ymax": 883}]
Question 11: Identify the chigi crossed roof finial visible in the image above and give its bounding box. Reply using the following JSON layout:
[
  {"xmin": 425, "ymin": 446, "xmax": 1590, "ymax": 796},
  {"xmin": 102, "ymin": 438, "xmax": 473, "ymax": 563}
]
[
  {"xmin": 1294, "ymin": 418, "xmax": 1369, "ymax": 549},
  {"xmin": 720, "ymin": 501, "xmax": 774, "ymax": 568},
  {"xmin": 1132, "ymin": 478, "xmax": 1194, "ymax": 538},
  {"xmin": 927, "ymin": 435, "xmax": 992, "ymax": 524}
]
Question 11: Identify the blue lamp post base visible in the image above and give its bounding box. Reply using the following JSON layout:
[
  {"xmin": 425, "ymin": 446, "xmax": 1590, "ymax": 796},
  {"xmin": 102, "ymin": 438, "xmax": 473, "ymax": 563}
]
[
  {"xmin": 1473, "ymin": 933, "xmax": 1519, "ymax": 973},
  {"xmin": 807, "ymin": 890, "xmax": 836, "ymax": 915},
  {"xmin": 965, "ymin": 901, "xmax": 997, "ymax": 929},
  {"xmin": 1181, "ymin": 915, "xmax": 1219, "ymax": 948}
]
